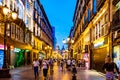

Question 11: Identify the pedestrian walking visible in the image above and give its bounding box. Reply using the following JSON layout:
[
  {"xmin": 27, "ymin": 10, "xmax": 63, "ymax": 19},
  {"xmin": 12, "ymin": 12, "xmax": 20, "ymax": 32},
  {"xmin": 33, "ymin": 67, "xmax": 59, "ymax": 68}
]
[
  {"xmin": 32, "ymin": 58, "xmax": 40, "ymax": 79},
  {"xmin": 72, "ymin": 65, "xmax": 77, "ymax": 80},
  {"xmin": 49, "ymin": 58, "xmax": 54, "ymax": 72},
  {"xmin": 77, "ymin": 59, "xmax": 82, "ymax": 71},
  {"xmin": 67, "ymin": 59, "xmax": 71, "ymax": 71},
  {"xmin": 42, "ymin": 59, "xmax": 49, "ymax": 80},
  {"xmin": 60, "ymin": 59, "xmax": 64, "ymax": 71},
  {"xmin": 71, "ymin": 59, "xmax": 76, "ymax": 66},
  {"xmin": 39, "ymin": 59, "xmax": 42, "ymax": 70},
  {"xmin": 102, "ymin": 56, "xmax": 119, "ymax": 80}
]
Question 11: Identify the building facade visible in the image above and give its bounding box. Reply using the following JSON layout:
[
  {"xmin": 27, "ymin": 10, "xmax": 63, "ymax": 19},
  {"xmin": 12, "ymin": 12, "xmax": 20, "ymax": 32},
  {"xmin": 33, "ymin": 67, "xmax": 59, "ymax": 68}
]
[
  {"xmin": 0, "ymin": 0, "xmax": 33, "ymax": 67},
  {"xmin": 71, "ymin": 0, "xmax": 117, "ymax": 72},
  {"xmin": 112, "ymin": 0, "xmax": 120, "ymax": 70},
  {"xmin": 33, "ymin": 0, "xmax": 53, "ymax": 59},
  {"xmin": 0, "ymin": 0, "xmax": 54, "ymax": 68}
]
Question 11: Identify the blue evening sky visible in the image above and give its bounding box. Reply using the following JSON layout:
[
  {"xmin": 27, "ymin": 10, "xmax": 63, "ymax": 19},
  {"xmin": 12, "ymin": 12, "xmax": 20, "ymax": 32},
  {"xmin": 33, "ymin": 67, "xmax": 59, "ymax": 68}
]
[{"xmin": 40, "ymin": 0, "xmax": 77, "ymax": 49}]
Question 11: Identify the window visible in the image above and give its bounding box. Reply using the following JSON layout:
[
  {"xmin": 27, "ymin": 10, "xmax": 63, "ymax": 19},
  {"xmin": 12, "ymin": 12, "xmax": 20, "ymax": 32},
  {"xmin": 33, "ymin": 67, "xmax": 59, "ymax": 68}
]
[
  {"xmin": 0, "ymin": 0, "xmax": 2, "ymax": 5},
  {"xmin": 92, "ymin": 27, "xmax": 95, "ymax": 41},
  {"xmin": 35, "ymin": 10, "xmax": 37, "ymax": 19},
  {"xmin": 18, "ymin": 28, "xmax": 20, "ymax": 40},
  {"xmin": 18, "ymin": 3, "xmax": 24, "ymax": 19},
  {"xmin": 88, "ymin": 9, "xmax": 91, "ymax": 22},
  {"xmin": 26, "ymin": 0, "xmax": 30, "ymax": 11},
  {"xmin": 15, "ymin": 26, "xmax": 18, "ymax": 39},
  {"xmin": 20, "ymin": 29, "xmax": 24, "ymax": 42},
  {"xmin": 105, "ymin": 14, "xmax": 108, "ymax": 23},
  {"xmin": 84, "ymin": 16, "xmax": 86, "ymax": 26},
  {"xmin": 38, "ymin": 27, "xmax": 41, "ymax": 37},
  {"xmin": 0, "ymin": 23, "xmax": 4, "ymax": 34},
  {"xmin": 93, "ymin": 0, "xmax": 97, "ymax": 14},
  {"xmin": 35, "ymin": 24, "xmax": 37, "ymax": 36},
  {"xmin": 11, "ymin": 23, "xmax": 15, "ymax": 38},
  {"xmin": 25, "ymin": 16, "xmax": 29, "ymax": 27}
]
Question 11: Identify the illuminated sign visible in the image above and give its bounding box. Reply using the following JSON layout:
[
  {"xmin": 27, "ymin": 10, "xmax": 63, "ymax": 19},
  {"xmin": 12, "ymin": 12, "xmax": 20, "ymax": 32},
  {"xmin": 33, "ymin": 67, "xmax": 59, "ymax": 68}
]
[
  {"xmin": 0, "ymin": 50, "xmax": 4, "ymax": 69},
  {"xmin": 26, "ymin": 49, "xmax": 30, "ymax": 52},
  {"xmin": 0, "ymin": 44, "xmax": 7, "ymax": 50},
  {"xmin": 94, "ymin": 41, "xmax": 104, "ymax": 48},
  {"xmin": 14, "ymin": 48, "xmax": 21, "ymax": 52}
]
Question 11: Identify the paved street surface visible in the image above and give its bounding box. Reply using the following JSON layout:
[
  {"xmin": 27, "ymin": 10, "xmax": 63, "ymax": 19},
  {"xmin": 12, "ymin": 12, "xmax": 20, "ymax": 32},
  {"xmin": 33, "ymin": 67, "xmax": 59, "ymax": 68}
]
[{"xmin": 0, "ymin": 63, "xmax": 117, "ymax": 80}]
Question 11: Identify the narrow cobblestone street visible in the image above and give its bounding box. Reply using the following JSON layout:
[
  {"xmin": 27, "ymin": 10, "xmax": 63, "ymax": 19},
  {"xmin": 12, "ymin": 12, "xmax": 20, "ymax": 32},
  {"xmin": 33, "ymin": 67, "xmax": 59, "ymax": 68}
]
[{"xmin": 0, "ymin": 63, "xmax": 113, "ymax": 80}]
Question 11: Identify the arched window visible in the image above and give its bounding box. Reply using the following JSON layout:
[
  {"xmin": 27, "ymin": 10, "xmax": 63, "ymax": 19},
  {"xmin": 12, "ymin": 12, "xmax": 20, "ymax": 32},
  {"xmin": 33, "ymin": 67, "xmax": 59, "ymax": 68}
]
[{"xmin": 93, "ymin": 0, "xmax": 97, "ymax": 14}]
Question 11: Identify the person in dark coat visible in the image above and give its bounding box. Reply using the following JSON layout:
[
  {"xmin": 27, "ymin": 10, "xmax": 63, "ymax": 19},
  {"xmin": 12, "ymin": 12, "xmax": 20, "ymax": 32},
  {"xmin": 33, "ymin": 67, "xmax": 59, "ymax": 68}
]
[
  {"xmin": 72, "ymin": 65, "xmax": 77, "ymax": 80},
  {"xmin": 102, "ymin": 56, "xmax": 119, "ymax": 80}
]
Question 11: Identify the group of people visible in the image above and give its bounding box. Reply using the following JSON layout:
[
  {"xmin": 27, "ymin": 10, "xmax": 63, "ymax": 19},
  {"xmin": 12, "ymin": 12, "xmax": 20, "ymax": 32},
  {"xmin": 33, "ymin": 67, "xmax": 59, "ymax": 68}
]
[
  {"xmin": 32, "ymin": 58, "xmax": 54, "ymax": 79},
  {"xmin": 32, "ymin": 56, "xmax": 120, "ymax": 80},
  {"xmin": 58, "ymin": 58, "xmax": 86, "ymax": 71}
]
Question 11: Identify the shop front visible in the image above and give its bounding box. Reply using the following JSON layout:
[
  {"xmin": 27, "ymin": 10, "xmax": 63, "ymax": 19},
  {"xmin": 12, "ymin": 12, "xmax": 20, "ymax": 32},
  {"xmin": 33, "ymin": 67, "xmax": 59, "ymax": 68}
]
[
  {"xmin": 13, "ymin": 48, "xmax": 25, "ymax": 67},
  {"xmin": 8, "ymin": 40, "xmax": 32, "ymax": 67},
  {"xmin": 25, "ymin": 50, "xmax": 31, "ymax": 65},
  {"xmin": 91, "ymin": 38, "xmax": 108, "ymax": 72},
  {"xmin": 39, "ymin": 52, "xmax": 46, "ymax": 59},
  {"xmin": 92, "ymin": 47, "xmax": 107, "ymax": 72},
  {"xmin": 113, "ymin": 45, "xmax": 120, "ymax": 70},
  {"xmin": 10, "ymin": 47, "xmax": 32, "ymax": 67}
]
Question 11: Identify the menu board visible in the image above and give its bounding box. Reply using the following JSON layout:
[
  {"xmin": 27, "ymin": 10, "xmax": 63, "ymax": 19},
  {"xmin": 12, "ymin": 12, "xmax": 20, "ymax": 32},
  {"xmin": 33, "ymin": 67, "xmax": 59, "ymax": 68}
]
[{"xmin": 0, "ymin": 50, "xmax": 4, "ymax": 69}]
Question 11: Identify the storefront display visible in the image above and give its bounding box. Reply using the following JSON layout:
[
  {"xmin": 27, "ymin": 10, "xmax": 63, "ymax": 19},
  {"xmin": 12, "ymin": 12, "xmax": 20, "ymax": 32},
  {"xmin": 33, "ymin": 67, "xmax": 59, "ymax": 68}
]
[
  {"xmin": 14, "ymin": 48, "xmax": 25, "ymax": 67},
  {"xmin": 113, "ymin": 45, "xmax": 120, "ymax": 70}
]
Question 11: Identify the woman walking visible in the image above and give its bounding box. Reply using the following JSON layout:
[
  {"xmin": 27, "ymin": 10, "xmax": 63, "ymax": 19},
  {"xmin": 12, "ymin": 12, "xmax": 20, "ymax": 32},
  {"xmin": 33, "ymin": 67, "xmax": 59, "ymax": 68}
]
[
  {"xmin": 42, "ymin": 59, "xmax": 49, "ymax": 80},
  {"xmin": 32, "ymin": 58, "xmax": 40, "ymax": 79}
]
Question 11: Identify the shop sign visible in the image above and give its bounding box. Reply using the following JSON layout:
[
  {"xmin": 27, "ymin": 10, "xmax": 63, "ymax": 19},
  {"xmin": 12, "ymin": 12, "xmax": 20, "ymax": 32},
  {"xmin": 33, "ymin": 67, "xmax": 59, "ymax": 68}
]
[
  {"xmin": 25, "ymin": 49, "xmax": 30, "ymax": 52},
  {"xmin": 14, "ymin": 48, "xmax": 21, "ymax": 52},
  {"xmin": 0, "ymin": 44, "xmax": 7, "ymax": 50},
  {"xmin": 0, "ymin": 50, "xmax": 4, "ymax": 69},
  {"xmin": 94, "ymin": 41, "xmax": 104, "ymax": 48}
]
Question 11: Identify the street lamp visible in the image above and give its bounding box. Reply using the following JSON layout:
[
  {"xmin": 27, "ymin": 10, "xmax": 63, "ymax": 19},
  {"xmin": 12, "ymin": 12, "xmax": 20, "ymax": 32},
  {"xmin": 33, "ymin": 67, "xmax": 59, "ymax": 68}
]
[
  {"xmin": 0, "ymin": 5, "xmax": 18, "ymax": 78},
  {"xmin": 62, "ymin": 37, "xmax": 74, "ymax": 59}
]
